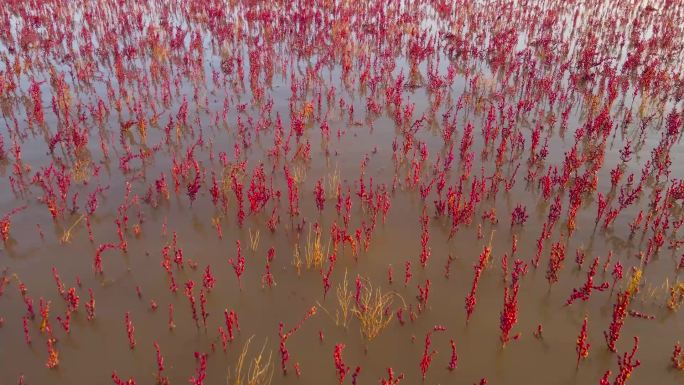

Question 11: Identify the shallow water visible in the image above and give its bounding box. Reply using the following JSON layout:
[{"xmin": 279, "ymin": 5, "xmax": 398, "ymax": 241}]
[{"xmin": 1, "ymin": 0, "xmax": 684, "ymax": 384}]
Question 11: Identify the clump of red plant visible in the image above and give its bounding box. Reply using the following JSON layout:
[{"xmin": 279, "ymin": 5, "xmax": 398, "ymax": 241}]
[
  {"xmin": 420, "ymin": 325, "xmax": 447, "ymax": 380},
  {"xmin": 500, "ymin": 259, "xmax": 527, "ymax": 346},
  {"xmin": 380, "ymin": 367, "xmax": 404, "ymax": 385},
  {"xmin": 576, "ymin": 316, "xmax": 590, "ymax": 368},
  {"xmin": 333, "ymin": 344, "xmax": 350, "ymax": 384},
  {"xmin": 672, "ymin": 342, "xmax": 684, "ymax": 370},
  {"xmin": 279, "ymin": 306, "xmax": 317, "ymax": 375},
  {"xmin": 545, "ymin": 241, "xmax": 566, "ymax": 286},
  {"xmin": 510, "ymin": 204, "xmax": 528, "ymax": 227},
  {"xmin": 601, "ymin": 337, "xmax": 640, "ymax": 385},
  {"xmin": 604, "ymin": 291, "xmax": 630, "ymax": 352},
  {"xmin": 566, "ymin": 257, "xmax": 609, "ymax": 305},
  {"xmin": 229, "ymin": 240, "xmax": 246, "ymax": 289},
  {"xmin": 448, "ymin": 339, "xmax": 458, "ymax": 370},
  {"xmin": 465, "ymin": 244, "xmax": 491, "ymax": 323},
  {"xmin": 125, "ymin": 311, "xmax": 136, "ymax": 349}
]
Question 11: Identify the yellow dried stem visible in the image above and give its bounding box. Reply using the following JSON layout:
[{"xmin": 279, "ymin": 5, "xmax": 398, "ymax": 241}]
[
  {"xmin": 249, "ymin": 228, "xmax": 260, "ymax": 252},
  {"xmin": 228, "ymin": 336, "xmax": 274, "ymax": 385},
  {"xmin": 60, "ymin": 214, "xmax": 85, "ymax": 244},
  {"xmin": 304, "ymin": 224, "xmax": 328, "ymax": 270},
  {"xmin": 626, "ymin": 269, "xmax": 642, "ymax": 298},
  {"xmin": 325, "ymin": 167, "xmax": 340, "ymax": 199},
  {"xmin": 351, "ymin": 277, "xmax": 405, "ymax": 341},
  {"xmin": 291, "ymin": 245, "xmax": 302, "ymax": 276},
  {"xmin": 336, "ymin": 270, "xmax": 353, "ymax": 328},
  {"xmin": 667, "ymin": 282, "xmax": 684, "ymax": 311}
]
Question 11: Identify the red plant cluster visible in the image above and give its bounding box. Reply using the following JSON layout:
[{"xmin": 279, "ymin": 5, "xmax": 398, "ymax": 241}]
[
  {"xmin": 566, "ymin": 258, "xmax": 609, "ymax": 305},
  {"xmin": 601, "ymin": 337, "xmax": 640, "ymax": 385},
  {"xmin": 419, "ymin": 325, "xmax": 447, "ymax": 379},
  {"xmin": 333, "ymin": 344, "xmax": 349, "ymax": 384},
  {"xmin": 576, "ymin": 316, "xmax": 590, "ymax": 368},
  {"xmin": 545, "ymin": 242, "xmax": 566, "ymax": 286},
  {"xmin": 125, "ymin": 311, "xmax": 135, "ymax": 349},
  {"xmin": 278, "ymin": 306, "xmax": 317, "ymax": 375},
  {"xmin": 672, "ymin": 342, "xmax": 684, "ymax": 370},
  {"xmin": 380, "ymin": 367, "xmax": 405, "ymax": 385},
  {"xmin": 500, "ymin": 259, "xmax": 527, "ymax": 346},
  {"xmin": 228, "ymin": 240, "xmax": 246, "ymax": 289},
  {"xmin": 448, "ymin": 339, "xmax": 458, "ymax": 370},
  {"xmin": 510, "ymin": 204, "xmax": 528, "ymax": 227},
  {"xmin": 465, "ymin": 245, "xmax": 489, "ymax": 323},
  {"xmin": 604, "ymin": 291, "xmax": 630, "ymax": 352},
  {"xmin": 189, "ymin": 352, "xmax": 208, "ymax": 385}
]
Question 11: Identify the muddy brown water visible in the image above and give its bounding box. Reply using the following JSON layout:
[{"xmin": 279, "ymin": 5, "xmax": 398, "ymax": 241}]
[{"xmin": 1, "ymin": 0, "xmax": 684, "ymax": 384}]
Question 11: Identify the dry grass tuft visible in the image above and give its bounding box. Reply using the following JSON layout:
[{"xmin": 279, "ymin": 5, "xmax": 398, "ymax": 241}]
[
  {"xmin": 227, "ymin": 336, "xmax": 274, "ymax": 385},
  {"xmin": 249, "ymin": 228, "xmax": 260, "ymax": 252},
  {"xmin": 60, "ymin": 214, "xmax": 85, "ymax": 244},
  {"xmin": 325, "ymin": 167, "xmax": 340, "ymax": 199},
  {"xmin": 291, "ymin": 245, "xmax": 302, "ymax": 275},
  {"xmin": 351, "ymin": 276, "xmax": 405, "ymax": 341},
  {"xmin": 335, "ymin": 270, "xmax": 353, "ymax": 328},
  {"xmin": 304, "ymin": 224, "xmax": 328, "ymax": 270},
  {"xmin": 667, "ymin": 281, "xmax": 684, "ymax": 311}
]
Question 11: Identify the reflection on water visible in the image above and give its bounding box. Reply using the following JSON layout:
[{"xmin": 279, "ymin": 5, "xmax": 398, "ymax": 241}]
[{"xmin": 0, "ymin": 0, "xmax": 683, "ymax": 384}]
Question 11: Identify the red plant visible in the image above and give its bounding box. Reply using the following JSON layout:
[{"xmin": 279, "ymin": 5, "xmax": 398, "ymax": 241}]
[
  {"xmin": 203, "ymin": 265, "xmax": 215, "ymax": 292},
  {"xmin": 23, "ymin": 315, "xmax": 31, "ymax": 345},
  {"xmin": 125, "ymin": 311, "xmax": 136, "ymax": 349},
  {"xmin": 380, "ymin": 368, "xmax": 404, "ymax": 385},
  {"xmin": 247, "ymin": 163, "xmax": 272, "ymax": 214},
  {"xmin": 333, "ymin": 344, "xmax": 349, "ymax": 384},
  {"xmin": 419, "ymin": 326, "xmax": 446, "ymax": 380},
  {"xmin": 500, "ymin": 259, "xmax": 527, "ymax": 346},
  {"xmin": 566, "ymin": 258, "xmax": 609, "ymax": 305},
  {"xmin": 604, "ymin": 291, "xmax": 630, "ymax": 352},
  {"xmin": 262, "ymin": 247, "xmax": 276, "ymax": 289},
  {"xmin": 321, "ymin": 263, "xmax": 334, "ymax": 299},
  {"xmin": 85, "ymin": 288, "xmax": 95, "ymax": 321},
  {"xmin": 672, "ymin": 342, "xmax": 684, "ymax": 370},
  {"xmin": 576, "ymin": 316, "xmax": 590, "ymax": 368},
  {"xmin": 185, "ymin": 280, "xmax": 199, "ymax": 327},
  {"xmin": 278, "ymin": 306, "xmax": 317, "ymax": 375},
  {"xmin": 510, "ymin": 204, "xmax": 528, "ymax": 227},
  {"xmin": 56, "ymin": 309, "xmax": 71, "ymax": 333},
  {"xmin": 111, "ymin": 372, "xmax": 136, "ymax": 385},
  {"xmin": 224, "ymin": 309, "xmax": 240, "ymax": 341},
  {"xmin": 229, "ymin": 240, "xmax": 246, "ymax": 289},
  {"xmin": 612, "ymin": 262, "xmax": 623, "ymax": 289},
  {"xmin": 417, "ymin": 279, "xmax": 430, "ymax": 310},
  {"xmin": 404, "ymin": 261, "xmax": 412, "ymax": 287},
  {"xmin": 200, "ymin": 289, "xmax": 208, "ymax": 327},
  {"xmin": 419, "ymin": 208, "xmax": 431, "ymax": 267},
  {"xmin": 65, "ymin": 287, "xmax": 80, "ymax": 312},
  {"xmin": 314, "ymin": 179, "xmax": 325, "ymax": 212},
  {"xmin": 0, "ymin": 206, "xmax": 26, "ymax": 242},
  {"xmin": 444, "ymin": 254, "xmax": 455, "ymax": 279},
  {"xmin": 46, "ymin": 336, "xmax": 59, "ymax": 369},
  {"xmin": 448, "ymin": 339, "xmax": 458, "ymax": 370},
  {"xmin": 603, "ymin": 337, "xmax": 640, "ymax": 385},
  {"xmin": 465, "ymin": 246, "xmax": 489, "ymax": 323},
  {"xmin": 218, "ymin": 327, "xmax": 228, "ymax": 351},
  {"xmin": 351, "ymin": 366, "xmax": 361, "ymax": 385},
  {"xmin": 189, "ymin": 352, "xmax": 208, "ymax": 385},
  {"xmin": 153, "ymin": 342, "xmax": 169, "ymax": 385},
  {"xmin": 545, "ymin": 241, "xmax": 566, "ymax": 286}
]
